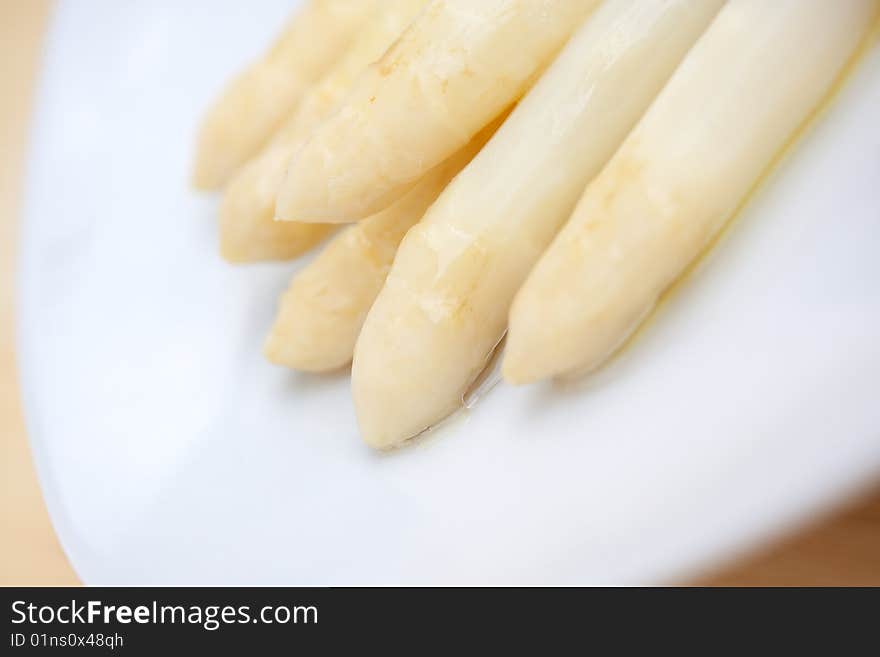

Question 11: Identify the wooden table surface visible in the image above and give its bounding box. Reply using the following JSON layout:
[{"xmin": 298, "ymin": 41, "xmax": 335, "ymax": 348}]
[
  {"xmin": 2, "ymin": 0, "xmax": 878, "ymax": 587},
  {"xmin": 1, "ymin": 0, "xmax": 78, "ymax": 586}
]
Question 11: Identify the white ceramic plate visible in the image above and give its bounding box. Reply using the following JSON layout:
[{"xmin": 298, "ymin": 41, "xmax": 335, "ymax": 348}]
[{"xmin": 19, "ymin": 1, "xmax": 880, "ymax": 584}]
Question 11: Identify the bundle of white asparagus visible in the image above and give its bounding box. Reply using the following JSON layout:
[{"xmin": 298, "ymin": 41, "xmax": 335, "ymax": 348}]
[{"xmin": 194, "ymin": 0, "xmax": 879, "ymax": 449}]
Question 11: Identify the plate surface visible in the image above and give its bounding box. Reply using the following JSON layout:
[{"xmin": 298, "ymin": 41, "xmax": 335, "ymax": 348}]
[{"xmin": 19, "ymin": 1, "xmax": 880, "ymax": 584}]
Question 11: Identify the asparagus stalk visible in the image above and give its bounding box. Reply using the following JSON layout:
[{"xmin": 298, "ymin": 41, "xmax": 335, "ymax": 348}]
[
  {"xmin": 264, "ymin": 120, "xmax": 498, "ymax": 371},
  {"xmin": 504, "ymin": 0, "xmax": 880, "ymax": 384},
  {"xmin": 274, "ymin": 0, "xmax": 601, "ymax": 223},
  {"xmin": 219, "ymin": 0, "xmax": 427, "ymax": 263},
  {"xmin": 352, "ymin": 0, "xmax": 725, "ymax": 447},
  {"xmin": 192, "ymin": 0, "xmax": 375, "ymax": 189}
]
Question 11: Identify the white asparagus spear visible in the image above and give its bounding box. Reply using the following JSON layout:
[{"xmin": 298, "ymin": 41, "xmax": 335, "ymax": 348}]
[
  {"xmin": 274, "ymin": 0, "xmax": 601, "ymax": 223},
  {"xmin": 351, "ymin": 0, "xmax": 726, "ymax": 448},
  {"xmin": 504, "ymin": 0, "xmax": 880, "ymax": 384},
  {"xmin": 192, "ymin": 0, "xmax": 374, "ymax": 190},
  {"xmin": 264, "ymin": 119, "xmax": 500, "ymax": 371},
  {"xmin": 219, "ymin": 0, "xmax": 427, "ymax": 263}
]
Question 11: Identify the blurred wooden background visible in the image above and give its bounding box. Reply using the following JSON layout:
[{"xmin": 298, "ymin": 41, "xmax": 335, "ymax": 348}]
[
  {"xmin": 1, "ymin": 0, "xmax": 78, "ymax": 585},
  {"xmin": 1, "ymin": 0, "xmax": 877, "ymax": 586}
]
